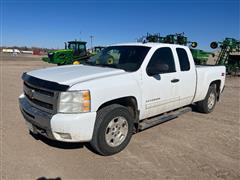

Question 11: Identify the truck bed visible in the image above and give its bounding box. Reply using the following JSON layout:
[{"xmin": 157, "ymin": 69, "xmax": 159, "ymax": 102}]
[{"xmin": 193, "ymin": 65, "xmax": 226, "ymax": 102}]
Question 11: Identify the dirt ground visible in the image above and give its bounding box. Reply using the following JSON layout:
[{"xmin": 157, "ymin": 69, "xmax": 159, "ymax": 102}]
[{"xmin": 0, "ymin": 54, "xmax": 239, "ymax": 180}]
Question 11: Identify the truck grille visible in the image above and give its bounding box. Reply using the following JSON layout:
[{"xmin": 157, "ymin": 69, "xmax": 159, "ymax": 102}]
[
  {"xmin": 23, "ymin": 81, "xmax": 58, "ymax": 114},
  {"xmin": 21, "ymin": 72, "xmax": 69, "ymax": 114}
]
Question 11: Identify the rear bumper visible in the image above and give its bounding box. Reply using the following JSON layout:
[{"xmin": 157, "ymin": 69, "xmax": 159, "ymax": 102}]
[{"xmin": 19, "ymin": 94, "xmax": 96, "ymax": 142}]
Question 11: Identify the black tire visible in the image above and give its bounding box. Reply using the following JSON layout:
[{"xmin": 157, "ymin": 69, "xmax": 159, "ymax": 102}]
[
  {"xmin": 196, "ymin": 84, "xmax": 217, "ymax": 113},
  {"xmin": 90, "ymin": 104, "xmax": 133, "ymax": 156}
]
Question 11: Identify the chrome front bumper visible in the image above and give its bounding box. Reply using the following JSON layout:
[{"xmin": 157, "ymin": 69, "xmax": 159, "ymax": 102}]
[
  {"xmin": 19, "ymin": 94, "xmax": 55, "ymax": 139},
  {"xmin": 19, "ymin": 94, "xmax": 97, "ymax": 142}
]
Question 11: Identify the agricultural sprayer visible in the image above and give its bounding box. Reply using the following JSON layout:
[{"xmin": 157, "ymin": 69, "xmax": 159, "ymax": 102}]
[
  {"xmin": 210, "ymin": 38, "xmax": 240, "ymax": 75},
  {"xmin": 138, "ymin": 33, "xmax": 213, "ymax": 65}
]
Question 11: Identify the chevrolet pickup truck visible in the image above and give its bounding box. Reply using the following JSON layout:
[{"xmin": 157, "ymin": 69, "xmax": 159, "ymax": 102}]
[{"xmin": 19, "ymin": 43, "xmax": 225, "ymax": 155}]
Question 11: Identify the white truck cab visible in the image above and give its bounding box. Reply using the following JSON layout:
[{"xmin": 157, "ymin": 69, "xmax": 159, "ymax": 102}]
[{"xmin": 19, "ymin": 43, "xmax": 225, "ymax": 155}]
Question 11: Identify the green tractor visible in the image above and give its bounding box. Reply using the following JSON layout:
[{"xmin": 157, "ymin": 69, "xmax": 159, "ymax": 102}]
[
  {"xmin": 42, "ymin": 40, "xmax": 91, "ymax": 65},
  {"xmin": 190, "ymin": 49, "xmax": 214, "ymax": 65},
  {"xmin": 91, "ymin": 46, "xmax": 105, "ymax": 56},
  {"xmin": 138, "ymin": 33, "xmax": 212, "ymax": 65},
  {"xmin": 210, "ymin": 38, "xmax": 240, "ymax": 75}
]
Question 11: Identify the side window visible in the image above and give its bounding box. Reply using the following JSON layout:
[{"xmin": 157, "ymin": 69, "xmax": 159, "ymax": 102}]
[
  {"xmin": 176, "ymin": 48, "xmax": 190, "ymax": 71},
  {"xmin": 147, "ymin": 47, "xmax": 176, "ymax": 75}
]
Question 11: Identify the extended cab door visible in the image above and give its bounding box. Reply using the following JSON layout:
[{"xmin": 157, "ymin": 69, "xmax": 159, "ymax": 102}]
[
  {"xmin": 174, "ymin": 47, "xmax": 196, "ymax": 107},
  {"xmin": 142, "ymin": 47, "xmax": 180, "ymax": 118}
]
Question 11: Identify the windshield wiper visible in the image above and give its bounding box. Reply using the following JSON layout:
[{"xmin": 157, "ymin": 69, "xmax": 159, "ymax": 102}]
[
  {"xmin": 98, "ymin": 64, "xmax": 118, "ymax": 69},
  {"xmin": 84, "ymin": 62, "xmax": 125, "ymax": 71},
  {"xmin": 84, "ymin": 61, "xmax": 95, "ymax": 66},
  {"xmin": 98, "ymin": 64, "xmax": 127, "ymax": 72}
]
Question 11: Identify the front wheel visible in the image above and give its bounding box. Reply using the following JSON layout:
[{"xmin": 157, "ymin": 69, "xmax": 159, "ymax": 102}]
[
  {"xmin": 90, "ymin": 104, "xmax": 133, "ymax": 156},
  {"xmin": 196, "ymin": 84, "xmax": 217, "ymax": 113}
]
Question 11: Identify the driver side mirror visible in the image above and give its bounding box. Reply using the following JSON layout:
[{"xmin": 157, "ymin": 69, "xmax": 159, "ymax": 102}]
[
  {"xmin": 147, "ymin": 64, "xmax": 169, "ymax": 76},
  {"xmin": 147, "ymin": 67, "xmax": 161, "ymax": 76}
]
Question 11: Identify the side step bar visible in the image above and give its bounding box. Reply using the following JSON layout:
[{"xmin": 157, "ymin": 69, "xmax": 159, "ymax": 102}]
[{"xmin": 138, "ymin": 107, "xmax": 192, "ymax": 131}]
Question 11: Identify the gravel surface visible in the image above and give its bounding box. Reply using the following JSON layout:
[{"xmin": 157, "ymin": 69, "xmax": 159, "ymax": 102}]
[{"xmin": 0, "ymin": 55, "xmax": 239, "ymax": 180}]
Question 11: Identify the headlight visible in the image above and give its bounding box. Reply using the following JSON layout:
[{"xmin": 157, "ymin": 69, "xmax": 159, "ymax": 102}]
[{"xmin": 58, "ymin": 90, "xmax": 91, "ymax": 113}]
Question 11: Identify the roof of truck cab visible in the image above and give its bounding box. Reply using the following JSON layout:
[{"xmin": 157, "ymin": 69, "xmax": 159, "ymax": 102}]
[{"xmin": 112, "ymin": 42, "xmax": 189, "ymax": 48}]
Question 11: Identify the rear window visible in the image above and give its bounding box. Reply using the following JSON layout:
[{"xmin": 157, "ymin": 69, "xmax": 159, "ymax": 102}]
[{"xmin": 176, "ymin": 48, "xmax": 190, "ymax": 71}]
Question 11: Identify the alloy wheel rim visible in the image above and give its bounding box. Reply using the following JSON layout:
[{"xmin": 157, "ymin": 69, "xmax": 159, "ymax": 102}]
[
  {"xmin": 105, "ymin": 116, "xmax": 128, "ymax": 147},
  {"xmin": 208, "ymin": 92, "xmax": 215, "ymax": 110}
]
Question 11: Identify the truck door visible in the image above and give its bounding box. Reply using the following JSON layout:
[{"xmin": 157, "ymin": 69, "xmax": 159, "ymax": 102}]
[
  {"xmin": 142, "ymin": 47, "xmax": 180, "ymax": 118},
  {"xmin": 175, "ymin": 48, "xmax": 196, "ymax": 107}
]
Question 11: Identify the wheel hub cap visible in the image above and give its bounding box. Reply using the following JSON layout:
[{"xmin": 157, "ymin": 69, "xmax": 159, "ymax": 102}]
[
  {"xmin": 105, "ymin": 116, "xmax": 128, "ymax": 147},
  {"xmin": 208, "ymin": 92, "xmax": 215, "ymax": 109}
]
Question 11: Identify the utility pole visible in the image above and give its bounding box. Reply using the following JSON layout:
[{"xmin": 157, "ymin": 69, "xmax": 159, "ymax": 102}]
[
  {"xmin": 90, "ymin": 35, "xmax": 94, "ymax": 51},
  {"xmin": 79, "ymin": 31, "xmax": 82, "ymax": 41}
]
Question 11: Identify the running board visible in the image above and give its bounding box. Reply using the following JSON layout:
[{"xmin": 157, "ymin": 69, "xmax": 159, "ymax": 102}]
[{"xmin": 138, "ymin": 107, "xmax": 192, "ymax": 131}]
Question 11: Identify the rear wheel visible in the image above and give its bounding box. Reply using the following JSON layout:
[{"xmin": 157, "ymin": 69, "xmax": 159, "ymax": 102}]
[
  {"xmin": 196, "ymin": 84, "xmax": 217, "ymax": 113},
  {"xmin": 90, "ymin": 104, "xmax": 133, "ymax": 156},
  {"xmin": 73, "ymin": 60, "xmax": 80, "ymax": 65}
]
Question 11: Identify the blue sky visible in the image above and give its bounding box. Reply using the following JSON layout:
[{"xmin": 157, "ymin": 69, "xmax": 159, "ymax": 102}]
[{"xmin": 1, "ymin": 0, "xmax": 239, "ymax": 50}]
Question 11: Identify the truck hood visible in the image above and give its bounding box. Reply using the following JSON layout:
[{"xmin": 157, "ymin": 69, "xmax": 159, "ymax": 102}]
[{"xmin": 27, "ymin": 65, "xmax": 126, "ymax": 86}]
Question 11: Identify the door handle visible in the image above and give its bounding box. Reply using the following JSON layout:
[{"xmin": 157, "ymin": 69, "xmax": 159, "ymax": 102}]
[{"xmin": 171, "ymin": 79, "xmax": 180, "ymax": 83}]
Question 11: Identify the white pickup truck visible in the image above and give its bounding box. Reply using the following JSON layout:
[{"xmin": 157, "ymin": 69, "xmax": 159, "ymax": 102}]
[{"xmin": 19, "ymin": 43, "xmax": 225, "ymax": 155}]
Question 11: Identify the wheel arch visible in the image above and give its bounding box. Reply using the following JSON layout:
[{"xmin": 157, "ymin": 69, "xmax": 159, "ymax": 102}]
[
  {"xmin": 97, "ymin": 96, "xmax": 140, "ymax": 132},
  {"xmin": 209, "ymin": 79, "xmax": 221, "ymax": 101}
]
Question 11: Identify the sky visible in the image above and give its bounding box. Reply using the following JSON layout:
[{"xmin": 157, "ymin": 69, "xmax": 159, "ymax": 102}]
[{"xmin": 0, "ymin": 0, "xmax": 239, "ymax": 50}]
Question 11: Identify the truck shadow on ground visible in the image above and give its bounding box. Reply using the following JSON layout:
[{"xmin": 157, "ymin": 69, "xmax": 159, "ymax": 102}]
[
  {"xmin": 191, "ymin": 104, "xmax": 201, "ymax": 112},
  {"xmin": 30, "ymin": 105, "xmax": 201, "ymax": 151},
  {"xmin": 29, "ymin": 132, "xmax": 99, "ymax": 153},
  {"xmin": 30, "ymin": 132, "xmax": 84, "ymax": 149},
  {"xmin": 36, "ymin": 177, "xmax": 61, "ymax": 180}
]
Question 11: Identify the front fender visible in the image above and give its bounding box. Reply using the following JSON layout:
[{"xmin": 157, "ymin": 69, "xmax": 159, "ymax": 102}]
[{"xmin": 69, "ymin": 73, "xmax": 142, "ymax": 112}]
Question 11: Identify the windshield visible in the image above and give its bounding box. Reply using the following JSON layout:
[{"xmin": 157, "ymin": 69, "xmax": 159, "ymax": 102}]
[
  {"xmin": 68, "ymin": 43, "xmax": 77, "ymax": 50},
  {"xmin": 86, "ymin": 46, "xmax": 150, "ymax": 72},
  {"xmin": 68, "ymin": 43, "xmax": 86, "ymax": 52}
]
